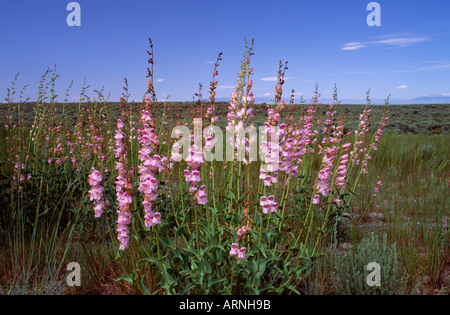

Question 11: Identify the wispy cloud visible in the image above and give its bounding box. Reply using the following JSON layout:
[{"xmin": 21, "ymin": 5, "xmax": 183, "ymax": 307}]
[
  {"xmin": 371, "ymin": 36, "xmax": 430, "ymax": 47},
  {"xmin": 156, "ymin": 78, "xmax": 164, "ymax": 82},
  {"xmin": 260, "ymin": 76, "xmax": 278, "ymax": 82},
  {"xmin": 217, "ymin": 85, "xmax": 235, "ymax": 89},
  {"xmin": 341, "ymin": 42, "xmax": 367, "ymax": 51},
  {"xmin": 388, "ymin": 61, "xmax": 450, "ymax": 73},
  {"xmin": 263, "ymin": 92, "xmax": 272, "ymax": 97},
  {"xmin": 396, "ymin": 85, "xmax": 408, "ymax": 89},
  {"xmin": 260, "ymin": 76, "xmax": 294, "ymax": 82},
  {"xmin": 417, "ymin": 62, "xmax": 450, "ymax": 71},
  {"xmin": 342, "ymin": 34, "xmax": 431, "ymax": 51}
]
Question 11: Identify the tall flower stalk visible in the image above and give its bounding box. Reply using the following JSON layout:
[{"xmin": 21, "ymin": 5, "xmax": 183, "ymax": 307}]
[
  {"xmin": 114, "ymin": 115, "xmax": 133, "ymax": 251},
  {"xmin": 137, "ymin": 109, "xmax": 164, "ymax": 227}
]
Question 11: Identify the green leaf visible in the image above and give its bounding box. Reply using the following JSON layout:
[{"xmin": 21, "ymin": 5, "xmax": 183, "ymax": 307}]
[
  {"xmin": 160, "ymin": 264, "xmax": 176, "ymax": 293},
  {"xmin": 256, "ymin": 257, "xmax": 277, "ymax": 279},
  {"xmin": 137, "ymin": 257, "xmax": 157, "ymax": 265},
  {"xmin": 259, "ymin": 242, "xmax": 267, "ymax": 258},
  {"xmin": 115, "ymin": 274, "xmax": 134, "ymax": 285},
  {"xmin": 216, "ymin": 249, "xmax": 223, "ymax": 264},
  {"xmin": 138, "ymin": 275, "xmax": 151, "ymax": 295},
  {"xmin": 207, "ymin": 278, "xmax": 226, "ymax": 288},
  {"xmin": 286, "ymin": 285, "xmax": 301, "ymax": 295},
  {"xmin": 190, "ymin": 258, "xmax": 198, "ymax": 271},
  {"xmin": 178, "ymin": 284, "xmax": 197, "ymax": 295},
  {"xmin": 238, "ymin": 192, "xmax": 246, "ymax": 203},
  {"xmin": 202, "ymin": 259, "xmax": 212, "ymax": 274}
]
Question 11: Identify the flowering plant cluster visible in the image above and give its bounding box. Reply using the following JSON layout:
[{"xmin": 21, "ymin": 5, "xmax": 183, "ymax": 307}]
[{"xmin": 19, "ymin": 39, "xmax": 387, "ymax": 294}]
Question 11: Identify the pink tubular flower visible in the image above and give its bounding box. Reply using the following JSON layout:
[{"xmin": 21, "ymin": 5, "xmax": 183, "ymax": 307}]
[
  {"xmin": 335, "ymin": 153, "xmax": 349, "ymax": 189},
  {"xmin": 259, "ymin": 168, "xmax": 266, "ymax": 180},
  {"xmin": 138, "ymin": 110, "xmax": 164, "ymax": 228},
  {"xmin": 315, "ymin": 147, "xmax": 336, "ymax": 197},
  {"xmin": 237, "ymin": 247, "xmax": 246, "ymax": 259},
  {"xmin": 114, "ymin": 117, "xmax": 133, "ymax": 250},
  {"xmin": 373, "ymin": 180, "xmax": 382, "ymax": 197},
  {"xmin": 263, "ymin": 172, "xmax": 278, "ymax": 186},
  {"xmin": 230, "ymin": 243, "xmax": 246, "ymax": 259},
  {"xmin": 230, "ymin": 243, "xmax": 239, "ymax": 256},
  {"xmin": 147, "ymin": 212, "xmax": 161, "ymax": 227},
  {"xmin": 313, "ymin": 194, "xmax": 320, "ymax": 205},
  {"xmin": 197, "ymin": 185, "xmax": 208, "ymax": 205},
  {"xmin": 260, "ymin": 195, "xmax": 278, "ymax": 214},
  {"xmin": 184, "ymin": 137, "xmax": 205, "ymax": 199},
  {"xmin": 237, "ymin": 225, "xmax": 247, "ymax": 237},
  {"xmin": 88, "ymin": 168, "xmax": 102, "ymax": 186},
  {"xmin": 88, "ymin": 167, "xmax": 107, "ymax": 217}
]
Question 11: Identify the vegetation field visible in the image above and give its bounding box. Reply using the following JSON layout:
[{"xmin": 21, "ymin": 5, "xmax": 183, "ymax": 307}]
[{"xmin": 0, "ymin": 47, "xmax": 448, "ymax": 295}]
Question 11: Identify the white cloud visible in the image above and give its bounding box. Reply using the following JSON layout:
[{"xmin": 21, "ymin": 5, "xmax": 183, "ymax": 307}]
[
  {"xmin": 260, "ymin": 77, "xmax": 278, "ymax": 82},
  {"xmin": 418, "ymin": 62, "xmax": 450, "ymax": 71},
  {"xmin": 156, "ymin": 78, "xmax": 164, "ymax": 82},
  {"xmin": 342, "ymin": 35, "xmax": 431, "ymax": 52},
  {"xmin": 371, "ymin": 36, "xmax": 430, "ymax": 47},
  {"xmin": 388, "ymin": 61, "xmax": 450, "ymax": 73},
  {"xmin": 260, "ymin": 76, "xmax": 293, "ymax": 82},
  {"xmin": 396, "ymin": 85, "xmax": 408, "ymax": 89},
  {"xmin": 341, "ymin": 42, "xmax": 367, "ymax": 51},
  {"xmin": 216, "ymin": 85, "xmax": 235, "ymax": 89},
  {"xmin": 263, "ymin": 92, "xmax": 272, "ymax": 97}
]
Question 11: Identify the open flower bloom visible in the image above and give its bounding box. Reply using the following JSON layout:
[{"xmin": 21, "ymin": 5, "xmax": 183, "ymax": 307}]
[
  {"xmin": 237, "ymin": 225, "xmax": 247, "ymax": 237},
  {"xmin": 259, "ymin": 168, "xmax": 266, "ymax": 180},
  {"xmin": 189, "ymin": 183, "xmax": 198, "ymax": 194},
  {"xmin": 260, "ymin": 195, "xmax": 278, "ymax": 214},
  {"xmin": 230, "ymin": 243, "xmax": 239, "ymax": 256},
  {"xmin": 237, "ymin": 247, "xmax": 246, "ymax": 259},
  {"xmin": 88, "ymin": 168, "xmax": 102, "ymax": 186},
  {"xmin": 313, "ymin": 194, "xmax": 320, "ymax": 205},
  {"xmin": 150, "ymin": 212, "xmax": 161, "ymax": 226},
  {"xmin": 197, "ymin": 185, "xmax": 208, "ymax": 205},
  {"xmin": 184, "ymin": 169, "xmax": 192, "ymax": 182},
  {"xmin": 89, "ymin": 185, "xmax": 104, "ymax": 201},
  {"xmin": 147, "ymin": 155, "xmax": 162, "ymax": 171},
  {"xmin": 191, "ymin": 169, "xmax": 201, "ymax": 183}
]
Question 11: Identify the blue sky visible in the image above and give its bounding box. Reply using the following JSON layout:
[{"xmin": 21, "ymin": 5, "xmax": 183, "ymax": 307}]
[{"xmin": 1, "ymin": 0, "xmax": 449, "ymax": 103}]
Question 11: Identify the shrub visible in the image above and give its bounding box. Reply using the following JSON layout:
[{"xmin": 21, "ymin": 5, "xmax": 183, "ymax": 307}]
[{"xmin": 331, "ymin": 233, "xmax": 409, "ymax": 295}]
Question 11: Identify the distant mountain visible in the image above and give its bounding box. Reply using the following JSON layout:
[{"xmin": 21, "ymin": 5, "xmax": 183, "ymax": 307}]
[
  {"xmin": 203, "ymin": 96, "xmax": 450, "ymax": 105},
  {"xmin": 410, "ymin": 96, "xmax": 450, "ymax": 104}
]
